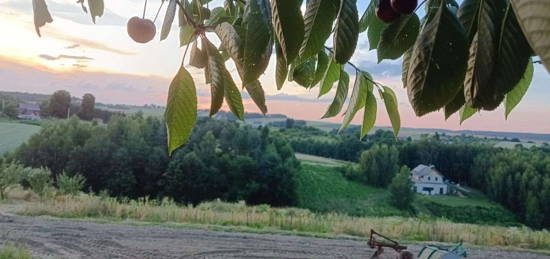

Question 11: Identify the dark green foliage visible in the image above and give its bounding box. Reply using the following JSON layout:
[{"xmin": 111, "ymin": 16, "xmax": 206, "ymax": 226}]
[
  {"xmin": 78, "ymin": 93, "xmax": 95, "ymax": 121},
  {"xmin": 11, "ymin": 115, "xmax": 297, "ymax": 206},
  {"xmin": 164, "ymin": 119, "xmax": 298, "ymax": 206},
  {"xmin": 389, "ymin": 166, "xmax": 414, "ymax": 209},
  {"xmin": 358, "ymin": 144, "xmax": 400, "ymax": 187},
  {"xmin": 48, "ymin": 90, "xmax": 71, "ymax": 118},
  {"xmin": 2, "ymin": 101, "xmax": 18, "ymax": 119}
]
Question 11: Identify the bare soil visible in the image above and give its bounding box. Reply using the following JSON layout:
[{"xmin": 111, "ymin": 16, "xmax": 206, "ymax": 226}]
[{"xmin": 0, "ymin": 212, "xmax": 548, "ymax": 258}]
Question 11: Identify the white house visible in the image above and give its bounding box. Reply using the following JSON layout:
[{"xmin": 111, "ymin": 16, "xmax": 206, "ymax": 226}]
[
  {"xmin": 410, "ymin": 164, "xmax": 448, "ymax": 195},
  {"xmin": 17, "ymin": 103, "xmax": 41, "ymax": 120}
]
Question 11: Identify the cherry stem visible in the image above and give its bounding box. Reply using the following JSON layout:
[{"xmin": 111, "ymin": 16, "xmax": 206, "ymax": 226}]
[
  {"xmin": 142, "ymin": 0, "xmax": 148, "ymax": 19},
  {"xmin": 153, "ymin": 0, "xmax": 165, "ymax": 23},
  {"xmin": 181, "ymin": 39, "xmax": 192, "ymax": 67}
]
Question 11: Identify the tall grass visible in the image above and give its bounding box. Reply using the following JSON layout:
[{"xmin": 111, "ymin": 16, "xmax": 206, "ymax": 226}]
[
  {"xmin": 0, "ymin": 242, "xmax": 33, "ymax": 259},
  {"xmin": 19, "ymin": 194, "xmax": 550, "ymax": 250}
]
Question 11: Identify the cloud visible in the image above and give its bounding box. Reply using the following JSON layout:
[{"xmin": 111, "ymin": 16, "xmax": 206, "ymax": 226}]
[
  {"xmin": 39, "ymin": 54, "xmax": 94, "ymax": 61},
  {"xmin": 44, "ymin": 30, "xmax": 136, "ymax": 56},
  {"xmin": 65, "ymin": 44, "xmax": 80, "ymax": 49}
]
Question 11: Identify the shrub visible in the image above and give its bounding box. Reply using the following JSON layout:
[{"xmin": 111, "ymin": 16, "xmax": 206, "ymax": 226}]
[
  {"xmin": 0, "ymin": 163, "xmax": 25, "ymax": 200},
  {"xmin": 27, "ymin": 167, "xmax": 52, "ymax": 200},
  {"xmin": 56, "ymin": 172, "xmax": 85, "ymax": 196},
  {"xmin": 389, "ymin": 166, "xmax": 415, "ymax": 210}
]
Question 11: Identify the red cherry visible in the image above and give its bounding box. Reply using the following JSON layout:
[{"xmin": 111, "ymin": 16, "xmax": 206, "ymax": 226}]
[
  {"xmin": 127, "ymin": 16, "xmax": 156, "ymax": 44},
  {"xmin": 376, "ymin": 0, "xmax": 401, "ymax": 23},
  {"xmin": 391, "ymin": 0, "xmax": 418, "ymax": 15}
]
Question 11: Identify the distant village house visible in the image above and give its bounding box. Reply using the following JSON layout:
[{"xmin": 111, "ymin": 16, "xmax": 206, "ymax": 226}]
[
  {"xmin": 410, "ymin": 164, "xmax": 449, "ymax": 195},
  {"xmin": 17, "ymin": 103, "xmax": 41, "ymax": 120}
]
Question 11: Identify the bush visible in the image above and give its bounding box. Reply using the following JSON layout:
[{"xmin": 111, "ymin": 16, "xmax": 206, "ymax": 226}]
[
  {"xmin": 389, "ymin": 166, "xmax": 415, "ymax": 210},
  {"xmin": 0, "ymin": 162, "xmax": 25, "ymax": 200},
  {"xmin": 27, "ymin": 167, "xmax": 52, "ymax": 200},
  {"xmin": 56, "ymin": 172, "xmax": 85, "ymax": 196}
]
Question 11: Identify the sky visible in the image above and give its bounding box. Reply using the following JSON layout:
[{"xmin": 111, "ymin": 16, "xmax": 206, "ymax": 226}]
[{"xmin": 0, "ymin": 0, "xmax": 549, "ymax": 133}]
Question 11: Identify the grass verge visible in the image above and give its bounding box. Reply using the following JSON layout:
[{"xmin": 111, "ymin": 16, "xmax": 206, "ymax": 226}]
[{"xmin": 17, "ymin": 195, "xmax": 550, "ymax": 250}]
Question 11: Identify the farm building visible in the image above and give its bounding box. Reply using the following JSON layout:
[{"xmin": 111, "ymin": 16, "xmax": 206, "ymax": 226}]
[
  {"xmin": 17, "ymin": 103, "xmax": 41, "ymax": 120},
  {"xmin": 410, "ymin": 164, "xmax": 449, "ymax": 195}
]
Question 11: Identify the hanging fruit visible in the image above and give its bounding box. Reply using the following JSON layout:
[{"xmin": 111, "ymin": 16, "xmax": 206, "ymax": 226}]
[
  {"xmin": 376, "ymin": 0, "xmax": 401, "ymax": 23},
  {"xmin": 391, "ymin": 0, "xmax": 418, "ymax": 15}
]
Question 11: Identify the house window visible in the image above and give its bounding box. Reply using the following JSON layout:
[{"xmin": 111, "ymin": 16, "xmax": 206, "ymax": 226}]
[
  {"xmin": 435, "ymin": 177, "xmax": 438, "ymax": 181},
  {"xmin": 439, "ymin": 188, "xmax": 444, "ymax": 194},
  {"xmin": 428, "ymin": 176, "xmax": 431, "ymax": 181},
  {"xmin": 422, "ymin": 187, "xmax": 434, "ymax": 195}
]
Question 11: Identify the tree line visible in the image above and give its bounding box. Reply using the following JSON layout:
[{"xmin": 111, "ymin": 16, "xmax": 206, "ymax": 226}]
[{"xmin": 6, "ymin": 115, "xmax": 298, "ymax": 206}]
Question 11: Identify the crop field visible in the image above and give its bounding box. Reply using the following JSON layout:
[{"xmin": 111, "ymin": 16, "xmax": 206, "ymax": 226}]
[{"xmin": 0, "ymin": 122, "xmax": 40, "ymax": 154}]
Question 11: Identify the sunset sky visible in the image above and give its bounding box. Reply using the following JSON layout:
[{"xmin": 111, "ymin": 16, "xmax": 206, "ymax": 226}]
[{"xmin": 1, "ymin": 0, "xmax": 549, "ymax": 133}]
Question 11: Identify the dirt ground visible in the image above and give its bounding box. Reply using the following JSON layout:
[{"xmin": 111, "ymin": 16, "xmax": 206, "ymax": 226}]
[{"xmin": 0, "ymin": 213, "xmax": 548, "ymax": 258}]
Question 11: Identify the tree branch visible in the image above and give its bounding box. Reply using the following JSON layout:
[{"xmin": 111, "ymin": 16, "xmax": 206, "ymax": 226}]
[{"xmin": 324, "ymin": 47, "xmax": 384, "ymax": 91}]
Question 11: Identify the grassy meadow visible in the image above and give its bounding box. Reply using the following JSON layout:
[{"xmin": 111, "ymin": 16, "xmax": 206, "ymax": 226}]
[{"xmin": 0, "ymin": 122, "xmax": 40, "ymax": 155}]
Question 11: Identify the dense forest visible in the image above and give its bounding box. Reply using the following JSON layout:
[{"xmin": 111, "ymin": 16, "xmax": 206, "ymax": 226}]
[
  {"xmin": 8, "ymin": 115, "xmax": 298, "ymax": 206},
  {"xmin": 280, "ymin": 125, "xmax": 550, "ymax": 229}
]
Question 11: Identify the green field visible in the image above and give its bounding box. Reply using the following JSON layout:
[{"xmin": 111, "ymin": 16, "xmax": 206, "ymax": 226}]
[
  {"xmin": 294, "ymin": 155, "xmax": 518, "ymax": 225},
  {"xmin": 295, "ymin": 163, "xmax": 405, "ymax": 217},
  {"xmin": 0, "ymin": 122, "xmax": 40, "ymax": 154}
]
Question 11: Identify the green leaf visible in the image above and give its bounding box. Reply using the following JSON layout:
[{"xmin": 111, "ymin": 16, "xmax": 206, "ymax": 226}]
[
  {"xmin": 189, "ymin": 41, "xmax": 207, "ymax": 68},
  {"xmin": 293, "ymin": 58, "xmax": 316, "ymax": 88},
  {"xmin": 367, "ymin": 16, "xmax": 387, "ymax": 50},
  {"xmin": 444, "ymin": 89, "xmax": 465, "ymax": 119},
  {"xmin": 322, "ymin": 71, "xmax": 349, "ymax": 118},
  {"xmin": 165, "ymin": 65, "xmax": 197, "ymax": 155},
  {"xmin": 459, "ymin": 104, "xmax": 477, "ymax": 124},
  {"xmin": 88, "ymin": 0, "xmax": 104, "ymax": 24},
  {"xmin": 205, "ymin": 38, "xmax": 244, "ymax": 119},
  {"xmin": 463, "ymin": 0, "xmax": 507, "ymax": 109},
  {"xmin": 223, "ymin": 72, "xmax": 245, "ymax": 120},
  {"xmin": 300, "ymin": 0, "xmax": 340, "ymax": 59},
  {"xmin": 161, "ymin": 0, "xmax": 177, "ymax": 41},
  {"xmin": 241, "ymin": 0, "xmax": 273, "ymax": 85},
  {"xmin": 483, "ymin": 3, "xmax": 533, "ymax": 110},
  {"xmin": 204, "ymin": 38, "xmax": 226, "ymax": 116},
  {"xmin": 245, "ymin": 80, "xmax": 268, "ymax": 114},
  {"xmin": 215, "ymin": 23, "xmax": 242, "ymax": 70},
  {"xmin": 205, "ymin": 7, "xmax": 230, "ymax": 26},
  {"xmin": 457, "ymin": 0, "xmax": 480, "ymax": 43},
  {"xmin": 377, "ymin": 14, "xmax": 420, "ymax": 62},
  {"xmin": 406, "ymin": 3, "xmax": 468, "ymax": 116},
  {"xmin": 275, "ymin": 40, "xmax": 288, "ymax": 90},
  {"xmin": 511, "ymin": 0, "xmax": 550, "ymax": 72},
  {"xmin": 380, "ymin": 86, "xmax": 400, "ymax": 137},
  {"xmin": 333, "ymin": 0, "xmax": 359, "ymax": 64},
  {"xmin": 361, "ymin": 89, "xmax": 377, "ymax": 138},
  {"xmin": 271, "ymin": 0, "xmax": 304, "ymax": 64},
  {"xmin": 359, "ymin": 0, "xmax": 376, "ymax": 32},
  {"xmin": 311, "ymin": 50, "xmax": 329, "ymax": 88},
  {"xmin": 32, "ymin": 0, "xmax": 53, "ymax": 37},
  {"xmin": 340, "ymin": 72, "xmax": 372, "ymax": 131},
  {"xmin": 179, "ymin": 25, "xmax": 197, "ymax": 46},
  {"xmin": 318, "ymin": 58, "xmax": 342, "ymax": 97},
  {"xmin": 401, "ymin": 48, "xmax": 412, "ymax": 87},
  {"xmin": 505, "ymin": 61, "xmax": 533, "ymax": 119}
]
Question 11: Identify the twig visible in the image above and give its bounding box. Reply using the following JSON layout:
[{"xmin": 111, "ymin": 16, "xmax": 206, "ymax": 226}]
[
  {"xmin": 324, "ymin": 46, "xmax": 384, "ymax": 91},
  {"xmin": 175, "ymin": 0, "xmax": 197, "ymax": 28},
  {"xmin": 415, "ymin": 0, "xmax": 428, "ymax": 12},
  {"xmin": 153, "ymin": 0, "xmax": 165, "ymax": 23}
]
